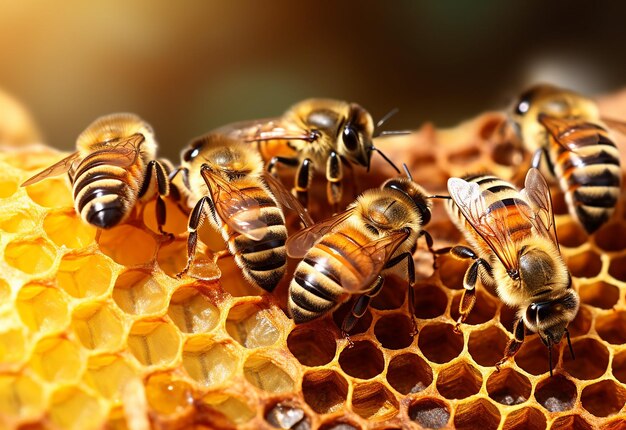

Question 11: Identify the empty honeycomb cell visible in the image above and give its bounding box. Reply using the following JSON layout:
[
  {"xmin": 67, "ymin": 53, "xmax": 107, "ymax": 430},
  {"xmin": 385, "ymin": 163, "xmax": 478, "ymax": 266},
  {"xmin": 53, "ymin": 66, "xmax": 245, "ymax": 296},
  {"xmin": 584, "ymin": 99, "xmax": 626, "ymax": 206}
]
[
  {"xmin": 534, "ymin": 374, "xmax": 577, "ymax": 412},
  {"xmin": 596, "ymin": 311, "xmax": 626, "ymax": 344},
  {"xmin": 609, "ymin": 255, "xmax": 626, "ymax": 281},
  {"xmin": 264, "ymin": 402, "xmax": 310, "ymax": 430},
  {"xmin": 580, "ymin": 379, "xmax": 626, "ymax": 417},
  {"xmin": 49, "ymin": 386, "xmax": 105, "ymax": 430},
  {"xmin": 287, "ymin": 326, "xmax": 336, "ymax": 367},
  {"xmin": 71, "ymin": 302, "xmax": 125, "ymax": 350},
  {"xmin": 16, "ymin": 283, "xmax": 69, "ymax": 334},
  {"xmin": 551, "ymin": 191, "xmax": 568, "ymax": 215},
  {"xmin": 514, "ymin": 336, "xmax": 552, "ymax": 376},
  {"xmin": 451, "ymin": 290, "xmax": 498, "ymax": 326},
  {"xmin": 29, "ymin": 336, "xmax": 83, "ymax": 382},
  {"xmin": 550, "ymin": 415, "xmax": 594, "ymax": 430},
  {"xmin": 436, "ymin": 360, "xmax": 482, "ymax": 400},
  {"xmin": 448, "ymin": 147, "xmax": 482, "ymax": 165},
  {"xmin": 556, "ymin": 221, "xmax": 587, "ymax": 248},
  {"xmin": 318, "ymin": 419, "xmax": 360, "ymax": 430},
  {"xmin": 351, "ymin": 381, "xmax": 399, "ymax": 421},
  {"xmin": 0, "ymin": 374, "xmax": 45, "ymax": 420},
  {"xmin": 412, "ymin": 283, "xmax": 448, "ymax": 319},
  {"xmin": 57, "ymin": 253, "xmax": 112, "ymax": 298},
  {"xmin": 145, "ymin": 372, "xmax": 194, "ymax": 416},
  {"xmin": 502, "ymin": 407, "xmax": 546, "ymax": 430},
  {"xmin": 437, "ymin": 254, "xmax": 468, "ymax": 290},
  {"xmin": 26, "ymin": 178, "xmax": 73, "ymax": 208},
  {"xmin": 612, "ymin": 350, "xmax": 626, "ymax": 384},
  {"xmin": 0, "ymin": 178, "xmax": 18, "ymax": 198},
  {"xmin": 98, "ymin": 224, "xmax": 157, "ymax": 266},
  {"xmin": 338, "ymin": 340, "xmax": 384, "ymax": 379},
  {"xmin": 453, "ymin": 398, "xmax": 501, "ymax": 430},
  {"xmin": 168, "ymin": 285, "xmax": 220, "ymax": 334},
  {"xmin": 43, "ymin": 210, "xmax": 96, "ymax": 249},
  {"xmin": 5, "ymin": 239, "xmax": 56, "ymax": 275},
  {"xmin": 370, "ymin": 276, "xmax": 406, "ymax": 310},
  {"xmin": 225, "ymin": 301, "xmax": 280, "ymax": 348},
  {"xmin": 374, "ymin": 313, "xmax": 414, "ymax": 349},
  {"xmin": 112, "ymin": 270, "xmax": 168, "ymax": 315},
  {"xmin": 182, "ymin": 338, "xmax": 237, "ymax": 387},
  {"xmin": 579, "ymin": 281, "xmax": 619, "ymax": 309},
  {"xmin": 468, "ymin": 325, "xmax": 508, "ymax": 367},
  {"xmin": 566, "ymin": 250, "xmax": 602, "ymax": 278},
  {"xmin": 562, "ymin": 337, "xmax": 609, "ymax": 380},
  {"xmin": 486, "ymin": 368, "xmax": 531, "ymax": 405},
  {"xmin": 302, "ymin": 369, "xmax": 348, "ymax": 414},
  {"xmin": 386, "ymin": 352, "xmax": 432, "ymax": 394},
  {"xmin": 594, "ymin": 221, "xmax": 626, "ymax": 251},
  {"xmin": 142, "ymin": 199, "xmax": 189, "ymax": 236},
  {"xmin": 491, "ymin": 140, "xmax": 524, "ymax": 167},
  {"xmin": 0, "ymin": 210, "xmax": 37, "ymax": 233},
  {"xmin": 0, "ymin": 328, "xmax": 27, "ymax": 365},
  {"xmin": 418, "ymin": 323, "xmax": 463, "ymax": 364},
  {"xmin": 244, "ymin": 353, "xmax": 295, "ymax": 393},
  {"xmin": 568, "ymin": 305, "xmax": 592, "ymax": 337},
  {"xmin": 197, "ymin": 393, "xmax": 255, "ymax": 426},
  {"xmin": 332, "ymin": 303, "xmax": 372, "ymax": 335},
  {"xmin": 408, "ymin": 398, "xmax": 450, "ymax": 429},
  {"xmin": 83, "ymin": 355, "xmax": 136, "ymax": 402},
  {"xmin": 127, "ymin": 319, "xmax": 181, "ymax": 367}
]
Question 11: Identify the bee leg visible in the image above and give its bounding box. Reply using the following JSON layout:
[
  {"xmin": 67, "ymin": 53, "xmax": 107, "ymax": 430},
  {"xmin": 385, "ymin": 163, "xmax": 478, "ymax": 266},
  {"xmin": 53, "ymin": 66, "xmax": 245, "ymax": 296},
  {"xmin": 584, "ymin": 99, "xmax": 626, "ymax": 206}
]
[
  {"xmin": 326, "ymin": 151, "xmax": 343, "ymax": 213},
  {"xmin": 177, "ymin": 196, "xmax": 217, "ymax": 277},
  {"xmin": 496, "ymin": 318, "xmax": 526, "ymax": 372},
  {"xmin": 138, "ymin": 160, "xmax": 173, "ymax": 237},
  {"xmin": 418, "ymin": 230, "xmax": 437, "ymax": 269},
  {"xmin": 266, "ymin": 156, "xmax": 299, "ymax": 176},
  {"xmin": 384, "ymin": 252, "xmax": 417, "ymax": 333},
  {"xmin": 342, "ymin": 275, "xmax": 385, "ymax": 343},
  {"xmin": 531, "ymin": 148, "xmax": 556, "ymax": 177},
  {"xmin": 294, "ymin": 158, "xmax": 314, "ymax": 209}
]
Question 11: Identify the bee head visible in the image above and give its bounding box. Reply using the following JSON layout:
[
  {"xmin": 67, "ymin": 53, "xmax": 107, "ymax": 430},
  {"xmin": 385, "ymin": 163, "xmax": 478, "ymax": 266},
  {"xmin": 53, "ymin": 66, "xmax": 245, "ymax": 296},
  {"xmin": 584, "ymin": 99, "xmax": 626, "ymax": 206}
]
[
  {"xmin": 182, "ymin": 136, "xmax": 206, "ymax": 163},
  {"xmin": 339, "ymin": 103, "xmax": 375, "ymax": 169},
  {"xmin": 523, "ymin": 287, "xmax": 579, "ymax": 346},
  {"xmin": 381, "ymin": 177, "xmax": 432, "ymax": 226}
]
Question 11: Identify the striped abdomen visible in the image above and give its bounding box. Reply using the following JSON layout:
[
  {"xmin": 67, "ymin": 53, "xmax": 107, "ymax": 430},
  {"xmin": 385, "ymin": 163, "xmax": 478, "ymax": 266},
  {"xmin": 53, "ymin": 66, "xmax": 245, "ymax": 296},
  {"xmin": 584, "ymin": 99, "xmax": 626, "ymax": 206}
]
[
  {"xmin": 221, "ymin": 185, "xmax": 287, "ymax": 293},
  {"xmin": 549, "ymin": 122, "xmax": 621, "ymax": 233},
  {"xmin": 289, "ymin": 226, "xmax": 376, "ymax": 323},
  {"xmin": 71, "ymin": 150, "xmax": 145, "ymax": 228}
]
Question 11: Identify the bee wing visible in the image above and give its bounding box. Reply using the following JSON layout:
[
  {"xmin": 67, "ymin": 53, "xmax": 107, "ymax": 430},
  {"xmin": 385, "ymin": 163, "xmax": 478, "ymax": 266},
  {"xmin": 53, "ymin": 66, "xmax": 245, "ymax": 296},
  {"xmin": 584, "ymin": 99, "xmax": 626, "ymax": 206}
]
[
  {"xmin": 262, "ymin": 171, "xmax": 314, "ymax": 228},
  {"xmin": 215, "ymin": 118, "xmax": 317, "ymax": 143},
  {"xmin": 520, "ymin": 168, "xmax": 559, "ymax": 248},
  {"xmin": 448, "ymin": 177, "xmax": 520, "ymax": 273},
  {"xmin": 285, "ymin": 208, "xmax": 355, "ymax": 258},
  {"xmin": 95, "ymin": 133, "xmax": 144, "ymax": 168},
  {"xmin": 601, "ymin": 117, "xmax": 626, "ymax": 136},
  {"xmin": 538, "ymin": 114, "xmax": 592, "ymax": 153},
  {"xmin": 200, "ymin": 168, "xmax": 267, "ymax": 241},
  {"xmin": 21, "ymin": 151, "xmax": 81, "ymax": 186},
  {"xmin": 339, "ymin": 229, "xmax": 410, "ymax": 293}
]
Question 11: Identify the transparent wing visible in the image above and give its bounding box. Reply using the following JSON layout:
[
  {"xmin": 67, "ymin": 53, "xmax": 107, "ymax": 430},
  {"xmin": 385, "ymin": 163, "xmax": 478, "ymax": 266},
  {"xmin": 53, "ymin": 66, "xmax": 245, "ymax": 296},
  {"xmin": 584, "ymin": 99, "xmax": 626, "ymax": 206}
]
[
  {"xmin": 520, "ymin": 168, "xmax": 559, "ymax": 248},
  {"xmin": 201, "ymin": 168, "xmax": 267, "ymax": 241},
  {"xmin": 538, "ymin": 114, "xmax": 590, "ymax": 153},
  {"xmin": 81, "ymin": 133, "xmax": 144, "ymax": 169},
  {"xmin": 285, "ymin": 208, "xmax": 355, "ymax": 258},
  {"xmin": 214, "ymin": 118, "xmax": 318, "ymax": 143},
  {"xmin": 21, "ymin": 152, "xmax": 81, "ymax": 186},
  {"xmin": 339, "ymin": 229, "xmax": 410, "ymax": 293},
  {"xmin": 262, "ymin": 171, "xmax": 313, "ymax": 228},
  {"xmin": 448, "ymin": 177, "xmax": 519, "ymax": 272}
]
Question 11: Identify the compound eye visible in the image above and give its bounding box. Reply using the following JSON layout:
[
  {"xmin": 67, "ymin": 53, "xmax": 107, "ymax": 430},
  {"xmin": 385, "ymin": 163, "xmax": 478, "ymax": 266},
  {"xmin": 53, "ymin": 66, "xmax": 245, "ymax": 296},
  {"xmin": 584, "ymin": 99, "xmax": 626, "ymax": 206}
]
[
  {"xmin": 515, "ymin": 99, "xmax": 531, "ymax": 115},
  {"xmin": 342, "ymin": 126, "xmax": 360, "ymax": 151},
  {"xmin": 183, "ymin": 147, "xmax": 201, "ymax": 162}
]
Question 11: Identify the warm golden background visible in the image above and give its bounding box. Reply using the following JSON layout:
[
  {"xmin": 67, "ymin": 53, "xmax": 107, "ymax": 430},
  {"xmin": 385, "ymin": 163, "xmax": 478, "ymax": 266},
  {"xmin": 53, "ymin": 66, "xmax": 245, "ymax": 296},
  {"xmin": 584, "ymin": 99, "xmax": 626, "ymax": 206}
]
[{"xmin": 2, "ymin": 1, "xmax": 626, "ymax": 158}]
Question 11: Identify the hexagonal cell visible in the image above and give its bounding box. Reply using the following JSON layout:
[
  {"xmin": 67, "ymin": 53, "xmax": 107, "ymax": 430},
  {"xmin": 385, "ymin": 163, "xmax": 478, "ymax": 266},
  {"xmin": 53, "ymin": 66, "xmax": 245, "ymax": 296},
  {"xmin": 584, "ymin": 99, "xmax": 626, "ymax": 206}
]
[
  {"xmin": 43, "ymin": 210, "xmax": 95, "ymax": 249},
  {"xmin": 302, "ymin": 369, "xmax": 348, "ymax": 414},
  {"xmin": 168, "ymin": 285, "xmax": 220, "ymax": 334},
  {"xmin": 566, "ymin": 250, "xmax": 602, "ymax": 278},
  {"xmin": 468, "ymin": 325, "xmax": 508, "ymax": 367},
  {"xmin": 502, "ymin": 407, "xmax": 546, "ymax": 430},
  {"xmin": 514, "ymin": 336, "xmax": 552, "ymax": 376},
  {"xmin": 608, "ymin": 255, "xmax": 626, "ymax": 282},
  {"xmin": 436, "ymin": 361, "xmax": 482, "ymax": 400},
  {"xmin": 596, "ymin": 311, "xmax": 626, "ymax": 344},
  {"xmin": 374, "ymin": 313, "xmax": 414, "ymax": 349},
  {"xmin": 71, "ymin": 302, "xmax": 125, "ymax": 351},
  {"xmin": 143, "ymin": 198, "xmax": 189, "ymax": 237},
  {"xmin": 437, "ymin": 254, "xmax": 468, "ymax": 290},
  {"xmin": 581, "ymin": 380, "xmax": 626, "ymax": 418},
  {"xmin": 568, "ymin": 305, "xmax": 592, "ymax": 337},
  {"xmin": 57, "ymin": 253, "xmax": 113, "ymax": 298},
  {"xmin": 579, "ymin": 281, "xmax": 619, "ymax": 309},
  {"xmin": 5, "ymin": 239, "xmax": 56, "ymax": 275},
  {"xmin": 556, "ymin": 221, "xmax": 587, "ymax": 248},
  {"xmin": 594, "ymin": 221, "xmax": 626, "ymax": 251},
  {"xmin": 225, "ymin": 301, "xmax": 280, "ymax": 348},
  {"xmin": 318, "ymin": 419, "xmax": 361, "ymax": 430},
  {"xmin": 351, "ymin": 381, "xmax": 398, "ymax": 421},
  {"xmin": 408, "ymin": 398, "xmax": 450, "ymax": 430},
  {"xmin": 612, "ymin": 350, "xmax": 626, "ymax": 384},
  {"xmin": 244, "ymin": 353, "xmax": 294, "ymax": 393},
  {"xmin": 0, "ymin": 209, "xmax": 37, "ymax": 233},
  {"xmin": 127, "ymin": 319, "xmax": 181, "ymax": 367},
  {"xmin": 0, "ymin": 328, "xmax": 27, "ymax": 365},
  {"xmin": 451, "ymin": 290, "xmax": 498, "ymax": 326},
  {"xmin": 16, "ymin": 283, "xmax": 69, "ymax": 334},
  {"xmin": 386, "ymin": 352, "xmax": 432, "ymax": 394},
  {"xmin": 499, "ymin": 304, "xmax": 517, "ymax": 334},
  {"xmin": 490, "ymin": 139, "xmax": 524, "ymax": 167},
  {"xmin": 287, "ymin": 326, "xmax": 336, "ymax": 367},
  {"xmin": 29, "ymin": 336, "xmax": 83, "ymax": 383},
  {"xmin": 418, "ymin": 323, "xmax": 463, "ymax": 364},
  {"xmin": 486, "ymin": 367, "xmax": 531, "ymax": 405},
  {"xmin": 49, "ymin": 386, "xmax": 105, "ymax": 430},
  {"xmin": 182, "ymin": 338, "xmax": 237, "ymax": 388},
  {"xmin": 370, "ymin": 275, "xmax": 406, "ymax": 310},
  {"xmin": 448, "ymin": 147, "xmax": 481, "ymax": 165},
  {"xmin": 264, "ymin": 402, "xmax": 310, "ymax": 430},
  {"xmin": 550, "ymin": 191, "xmax": 568, "ymax": 215},
  {"xmin": 112, "ymin": 270, "xmax": 168, "ymax": 315},
  {"xmin": 535, "ymin": 374, "xmax": 577, "ymax": 412},
  {"xmin": 83, "ymin": 355, "xmax": 136, "ymax": 402},
  {"xmin": 26, "ymin": 178, "xmax": 73, "ymax": 208},
  {"xmin": 550, "ymin": 415, "xmax": 594, "ymax": 430},
  {"xmin": 98, "ymin": 224, "xmax": 156, "ymax": 266},
  {"xmin": 562, "ymin": 337, "xmax": 609, "ymax": 380},
  {"xmin": 0, "ymin": 178, "xmax": 17, "ymax": 198},
  {"xmin": 338, "ymin": 340, "xmax": 384, "ymax": 379},
  {"xmin": 453, "ymin": 398, "xmax": 501, "ymax": 430},
  {"xmin": 145, "ymin": 372, "xmax": 194, "ymax": 416},
  {"xmin": 413, "ymin": 283, "xmax": 448, "ymax": 319},
  {"xmin": 332, "ymin": 302, "xmax": 372, "ymax": 335},
  {"xmin": 197, "ymin": 393, "xmax": 255, "ymax": 426},
  {"xmin": 0, "ymin": 374, "xmax": 45, "ymax": 420}
]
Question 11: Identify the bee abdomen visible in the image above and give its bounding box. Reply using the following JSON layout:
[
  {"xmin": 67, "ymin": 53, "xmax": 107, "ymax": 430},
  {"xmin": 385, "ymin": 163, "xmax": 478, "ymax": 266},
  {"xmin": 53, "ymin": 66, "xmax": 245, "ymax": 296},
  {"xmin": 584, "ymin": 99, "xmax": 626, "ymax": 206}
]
[{"xmin": 289, "ymin": 261, "xmax": 345, "ymax": 324}]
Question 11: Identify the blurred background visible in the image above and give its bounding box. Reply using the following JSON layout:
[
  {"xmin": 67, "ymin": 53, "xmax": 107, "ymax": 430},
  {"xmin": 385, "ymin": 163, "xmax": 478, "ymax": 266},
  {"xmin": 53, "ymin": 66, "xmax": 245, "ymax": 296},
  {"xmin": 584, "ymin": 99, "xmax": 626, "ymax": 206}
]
[{"xmin": 1, "ymin": 0, "xmax": 626, "ymax": 158}]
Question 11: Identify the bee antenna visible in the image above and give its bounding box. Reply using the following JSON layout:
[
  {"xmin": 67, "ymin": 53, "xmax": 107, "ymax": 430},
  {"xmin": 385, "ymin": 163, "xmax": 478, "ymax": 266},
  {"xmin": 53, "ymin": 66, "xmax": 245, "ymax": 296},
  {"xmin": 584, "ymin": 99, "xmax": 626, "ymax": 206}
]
[
  {"xmin": 375, "ymin": 107, "xmax": 399, "ymax": 130},
  {"xmin": 402, "ymin": 163, "xmax": 413, "ymax": 180},
  {"xmin": 371, "ymin": 146, "xmax": 401, "ymax": 174},
  {"xmin": 377, "ymin": 130, "xmax": 413, "ymax": 137},
  {"xmin": 565, "ymin": 328, "xmax": 575, "ymax": 360}
]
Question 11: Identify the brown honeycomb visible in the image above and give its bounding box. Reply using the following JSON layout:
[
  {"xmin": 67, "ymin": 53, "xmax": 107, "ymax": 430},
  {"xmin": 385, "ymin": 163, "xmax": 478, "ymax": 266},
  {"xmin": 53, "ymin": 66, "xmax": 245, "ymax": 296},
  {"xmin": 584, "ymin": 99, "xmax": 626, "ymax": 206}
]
[{"xmin": 2, "ymin": 91, "xmax": 626, "ymax": 430}]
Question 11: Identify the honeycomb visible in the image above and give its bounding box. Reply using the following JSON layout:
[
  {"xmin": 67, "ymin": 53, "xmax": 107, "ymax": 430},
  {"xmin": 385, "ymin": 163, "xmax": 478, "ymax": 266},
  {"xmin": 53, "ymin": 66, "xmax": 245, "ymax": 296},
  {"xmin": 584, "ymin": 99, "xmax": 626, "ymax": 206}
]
[{"xmin": 1, "ymin": 91, "xmax": 626, "ymax": 430}]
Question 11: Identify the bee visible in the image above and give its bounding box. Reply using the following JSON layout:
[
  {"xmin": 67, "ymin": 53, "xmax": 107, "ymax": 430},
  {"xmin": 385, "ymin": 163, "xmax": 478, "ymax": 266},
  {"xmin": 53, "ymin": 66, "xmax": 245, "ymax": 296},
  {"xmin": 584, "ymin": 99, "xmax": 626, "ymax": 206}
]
[
  {"xmin": 285, "ymin": 167, "xmax": 434, "ymax": 334},
  {"xmin": 173, "ymin": 133, "xmax": 313, "ymax": 292},
  {"xmin": 21, "ymin": 113, "xmax": 171, "ymax": 231},
  {"xmin": 218, "ymin": 98, "xmax": 401, "ymax": 211},
  {"xmin": 445, "ymin": 168, "xmax": 579, "ymax": 375},
  {"xmin": 511, "ymin": 84, "xmax": 622, "ymax": 234}
]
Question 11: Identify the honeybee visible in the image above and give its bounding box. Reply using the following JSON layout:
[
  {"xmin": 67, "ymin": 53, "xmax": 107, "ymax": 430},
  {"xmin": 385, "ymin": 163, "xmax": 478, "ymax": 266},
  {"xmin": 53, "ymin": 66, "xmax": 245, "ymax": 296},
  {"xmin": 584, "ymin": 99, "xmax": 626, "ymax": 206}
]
[
  {"xmin": 173, "ymin": 133, "xmax": 313, "ymax": 292},
  {"xmin": 21, "ymin": 113, "xmax": 171, "ymax": 231},
  {"xmin": 218, "ymin": 98, "xmax": 401, "ymax": 211},
  {"xmin": 446, "ymin": 168, "xmax": 579, "ymax": 375},
  {"xmin": 511, "ymin": 84, "xmax": 622, "ymax": 234},
  {"xmin": 285, "ymin": 167, "xmax": 434, "ymax": 334}
]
